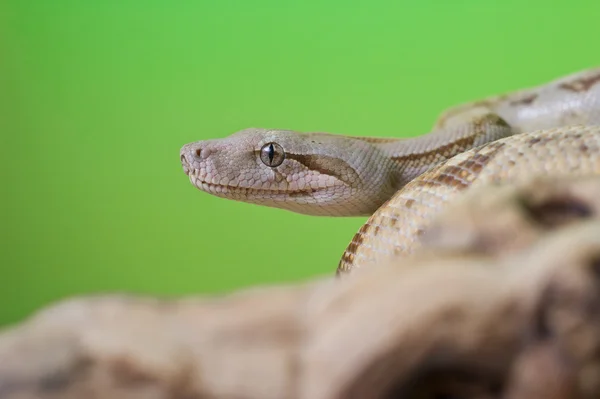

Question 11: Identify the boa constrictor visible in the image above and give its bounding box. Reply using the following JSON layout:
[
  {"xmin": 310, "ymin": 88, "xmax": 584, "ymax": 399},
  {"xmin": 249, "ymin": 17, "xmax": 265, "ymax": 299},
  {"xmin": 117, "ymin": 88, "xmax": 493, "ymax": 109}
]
[{"xmin": 180, "ymin": 67, "xmax": 600, "ymax": 274}]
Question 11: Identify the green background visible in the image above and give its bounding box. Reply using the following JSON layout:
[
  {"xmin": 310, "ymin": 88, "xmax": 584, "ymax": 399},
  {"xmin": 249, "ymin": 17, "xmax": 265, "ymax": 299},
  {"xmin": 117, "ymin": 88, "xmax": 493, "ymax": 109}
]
[{"xmin": 2, "ymin": 0, "xmax": 598, "ymax": 325}]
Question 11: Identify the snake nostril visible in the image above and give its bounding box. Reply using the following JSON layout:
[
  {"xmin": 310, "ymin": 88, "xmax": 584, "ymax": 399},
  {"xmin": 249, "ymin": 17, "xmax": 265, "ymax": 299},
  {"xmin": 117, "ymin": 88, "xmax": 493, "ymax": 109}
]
[{"xmin": 195, "ymin": 148, "xmax": 202, "ymax": 158}]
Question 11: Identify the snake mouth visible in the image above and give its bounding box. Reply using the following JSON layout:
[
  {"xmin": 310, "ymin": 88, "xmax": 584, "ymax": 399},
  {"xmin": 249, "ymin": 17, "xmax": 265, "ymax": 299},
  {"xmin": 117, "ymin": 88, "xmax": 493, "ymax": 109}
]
[
  {"xmin": 181, "ymin": 153, "xmax": 326, "ymax": 197},
  {"xmin": 188, "ymin": 173, "xmax": 319, "ymax": 197},
  {"xmin": 180, "ymin": 154, "xmax": 192, "ymax": 176}
]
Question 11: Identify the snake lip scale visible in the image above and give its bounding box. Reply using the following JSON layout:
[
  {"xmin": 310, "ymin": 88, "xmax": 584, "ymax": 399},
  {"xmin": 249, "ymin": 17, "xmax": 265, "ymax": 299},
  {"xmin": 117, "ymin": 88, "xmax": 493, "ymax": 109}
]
[
  {"xmin": 182, "ymin": 155, "xmax": 318, "ymax": 197},
  {"xmin": 193, "ymin": 179, "xmax": 318, "ymax": 196},
  {"xmin": 180, "ymin": 66, "xmax": 600, "ymax": 272}
]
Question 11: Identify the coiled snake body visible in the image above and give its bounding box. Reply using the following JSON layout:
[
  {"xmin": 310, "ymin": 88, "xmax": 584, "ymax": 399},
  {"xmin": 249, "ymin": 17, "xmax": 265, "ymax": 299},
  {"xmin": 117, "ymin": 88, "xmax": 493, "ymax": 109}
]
[{"xmin": 180, "ymin": 67, "xmax": 600, "ymax": 274}]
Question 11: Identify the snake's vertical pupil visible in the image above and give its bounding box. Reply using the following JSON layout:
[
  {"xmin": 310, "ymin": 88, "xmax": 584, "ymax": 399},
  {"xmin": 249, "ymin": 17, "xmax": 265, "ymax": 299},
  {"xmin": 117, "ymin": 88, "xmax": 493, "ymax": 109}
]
[
  {"xmin": 260, "ymin": 142, "xmax": 285, "ymax": 167},
  {"xmin": 268, "ymin": 143, "xmax": 275, "ymax": 164}
]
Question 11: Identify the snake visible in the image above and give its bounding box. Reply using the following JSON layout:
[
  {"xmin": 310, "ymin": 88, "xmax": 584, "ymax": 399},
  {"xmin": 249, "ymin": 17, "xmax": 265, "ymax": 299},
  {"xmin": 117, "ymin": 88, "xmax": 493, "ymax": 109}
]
[{"xmin": 180, "ymin": 67, "xmax": 600, "ymax": 274}]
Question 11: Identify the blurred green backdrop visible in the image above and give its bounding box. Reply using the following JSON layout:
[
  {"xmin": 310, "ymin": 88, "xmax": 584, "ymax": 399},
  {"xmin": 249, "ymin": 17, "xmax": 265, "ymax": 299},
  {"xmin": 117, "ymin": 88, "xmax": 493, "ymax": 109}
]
[{"xmin": 1, "ymin": 0, "xmax": 599, "ymax": 325}]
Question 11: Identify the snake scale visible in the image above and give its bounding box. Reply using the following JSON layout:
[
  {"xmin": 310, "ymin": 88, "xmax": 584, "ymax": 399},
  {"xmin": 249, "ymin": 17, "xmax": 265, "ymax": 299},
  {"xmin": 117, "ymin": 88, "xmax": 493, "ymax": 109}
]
[{"xmin": 180, "ymin": 67, "xmax": 600, "ymax": 274}]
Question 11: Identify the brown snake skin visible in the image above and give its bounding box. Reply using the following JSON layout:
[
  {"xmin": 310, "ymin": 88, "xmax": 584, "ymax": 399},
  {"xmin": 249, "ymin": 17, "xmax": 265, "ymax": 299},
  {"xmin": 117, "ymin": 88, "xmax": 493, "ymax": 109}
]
[{"xmin": 180, "ymin": 67, "xmax": 600, "ymax": 274}]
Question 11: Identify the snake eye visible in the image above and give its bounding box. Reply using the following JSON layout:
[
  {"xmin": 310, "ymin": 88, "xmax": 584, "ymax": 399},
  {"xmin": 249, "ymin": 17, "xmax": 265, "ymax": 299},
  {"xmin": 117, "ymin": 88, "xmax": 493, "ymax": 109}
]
[{"xmin": 260, "ymin": 142, "xmax": 285, "ymax": 167}]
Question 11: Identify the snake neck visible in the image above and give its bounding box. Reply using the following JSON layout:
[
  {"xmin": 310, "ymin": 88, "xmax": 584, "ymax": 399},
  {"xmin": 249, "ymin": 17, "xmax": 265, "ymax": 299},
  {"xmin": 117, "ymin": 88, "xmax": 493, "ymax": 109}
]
[{"xmin": 361, "ymin": 112, "xmax": 516, "ymax": 188}]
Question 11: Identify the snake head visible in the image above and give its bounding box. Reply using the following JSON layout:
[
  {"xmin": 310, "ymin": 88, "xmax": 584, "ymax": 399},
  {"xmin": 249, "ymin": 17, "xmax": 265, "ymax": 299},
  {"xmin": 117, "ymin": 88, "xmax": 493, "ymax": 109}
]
[{"xmin": 180, "ymin": 128, "xmax": 398, "ymax": 216}]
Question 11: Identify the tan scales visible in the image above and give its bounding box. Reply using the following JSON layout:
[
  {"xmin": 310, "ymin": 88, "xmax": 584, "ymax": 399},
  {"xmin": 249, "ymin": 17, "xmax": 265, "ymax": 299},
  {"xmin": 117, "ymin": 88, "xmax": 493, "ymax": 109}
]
[{"xmin": 180, "ymin": 67, "xmax": 600, "ymax": 274}]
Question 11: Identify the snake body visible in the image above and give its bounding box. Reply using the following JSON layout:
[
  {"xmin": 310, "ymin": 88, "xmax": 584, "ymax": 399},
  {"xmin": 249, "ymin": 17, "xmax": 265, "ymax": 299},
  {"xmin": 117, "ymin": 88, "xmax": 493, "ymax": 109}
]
[
  {"xmin": 180, "ymin": 67, "xmax": 600, "ymax": 274},
  {"xmin": 339, "ymin": 125, "xmax": 600, "ymax": 273}
]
